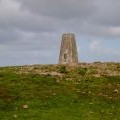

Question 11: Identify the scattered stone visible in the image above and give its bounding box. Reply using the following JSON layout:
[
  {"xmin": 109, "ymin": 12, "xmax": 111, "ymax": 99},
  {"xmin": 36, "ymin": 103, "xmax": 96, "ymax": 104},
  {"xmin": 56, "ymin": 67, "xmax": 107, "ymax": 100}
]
[
  {"xmin": 76, "ymin": 90, "xmax": 81, "ymax": 93},
  {"xmin": 89, "ymin": 111, "xmax": 94, "ymax": 114},
  {"xmin": 81, "ymin": 91, "xmax": 86, "ymax": 95},
  {"xmin": 89, "ymin": 102, "xmax": 93, "ymax": 105},
  {"xmin": 13, "ymin": 114, "xmax": 17, "ymax": 118},
  {"xmin": 109, "ymin": 97, "xmax": 113, "ymax": 99},
  {"xmin": 88, "ymin": 91, "xmax": 91, "ymax": 94},
  {"xmin": 22, "ymin": 104, "xmax": 28, "ymax": 109},
  {"xmin": 74, "ymin": 82, "xmax": 79, "ymax": 85},
  {"xmin": 78, "ymin": 79, "xmax": 81, "ymax": 82},
  {"xmin": 102, "ymin": 94, "xmax": 108, "ymax": 97},
  {"xmin": 40, "ymin": 72, "xmax": 63, "ymax": 77},
  {"xmin": 97, "ymin": 93, "xmax": 103, "ymax": 96},
  {"xmin": 56, "ymin": 79, "xmax": 60, "ymax": 83},
  {"xmin": 93, "ymin": 74, "xmax": 100, "ymax": 77},
  {"xmin": 114, "ymin": 89, "xmax": 119, "ymax": 93},
  {"xmin": 108, "ymin": 112, "xmax": 113, "ymax": 115},
  {"xmin": 52, "ymin": 93, "xmax": 56, "ymax": 96}
]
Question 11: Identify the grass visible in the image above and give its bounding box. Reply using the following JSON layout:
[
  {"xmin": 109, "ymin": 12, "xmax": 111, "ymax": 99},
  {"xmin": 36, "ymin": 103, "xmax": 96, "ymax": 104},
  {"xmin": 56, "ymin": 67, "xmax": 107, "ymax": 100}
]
[{"xmin": 0, "ymin": 64, "xmax": 120, "ymax": 120}]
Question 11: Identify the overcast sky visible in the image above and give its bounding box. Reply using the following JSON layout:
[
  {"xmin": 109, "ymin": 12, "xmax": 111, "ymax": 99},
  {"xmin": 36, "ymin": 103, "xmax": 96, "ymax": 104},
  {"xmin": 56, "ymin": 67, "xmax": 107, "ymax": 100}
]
[{"xmin": 0, "ymin": 0, "xmax": 120, "ymax": 66}]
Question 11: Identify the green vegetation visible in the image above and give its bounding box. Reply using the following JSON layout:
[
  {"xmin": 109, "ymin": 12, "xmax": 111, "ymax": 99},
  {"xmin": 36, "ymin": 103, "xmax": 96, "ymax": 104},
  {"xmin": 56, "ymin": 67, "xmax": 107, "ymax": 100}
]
[
  {"xmin": 58, "ymin": 65, "xmax": 68, "ymax": 73},
  {"xmin": 0, "ymin": 63, "xmax": 120, "ymax": 120},
  {"xmin": 77, "ymin": 67, "xmax": 88, "ymax": 76}
]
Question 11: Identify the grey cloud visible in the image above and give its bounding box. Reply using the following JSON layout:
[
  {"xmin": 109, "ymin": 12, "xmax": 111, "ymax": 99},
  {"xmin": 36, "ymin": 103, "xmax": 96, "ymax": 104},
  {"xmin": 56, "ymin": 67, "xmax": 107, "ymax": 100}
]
[
  {"xmin": 92, "ymin": 0, "xmax": 120, "ymax": 26},
  {"xmin": 0, "ymin": 31, "xmax": 59, "ymax": 51},
  {"xmin": 1, "ymin": 0, "xmax": 120, "ymax": 39},
  {"xmin": 0, "ymin": 10, "xmax": 56, "ymax": 33},
  {"xmin": 18, "ymin": 0, "xmax": 95, "ymax": 19},
  {"xmin": 17, "ymin": 0, "xmax": 120, "ymax": 26},
  {"xmin": 15, "ymin": 0, "xmax": 120, "ymax": 36},
  {"xmin": 0, "ymin": 0, "xmax": 120, "ymax": 66},
  {"xmin": 0, "ymin": 0, "xmax": 57, "ymax": 34},
  {"xmin": 0, "ymin": 29, "xmax": 21, "ymax": 44}
]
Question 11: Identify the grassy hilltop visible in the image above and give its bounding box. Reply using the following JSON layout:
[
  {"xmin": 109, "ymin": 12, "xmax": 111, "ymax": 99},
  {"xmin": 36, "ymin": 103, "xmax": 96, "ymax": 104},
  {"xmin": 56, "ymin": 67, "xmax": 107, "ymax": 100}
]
[{"xmin": 0, "ymin": 62, "xmax": 120, "ymax": 120}]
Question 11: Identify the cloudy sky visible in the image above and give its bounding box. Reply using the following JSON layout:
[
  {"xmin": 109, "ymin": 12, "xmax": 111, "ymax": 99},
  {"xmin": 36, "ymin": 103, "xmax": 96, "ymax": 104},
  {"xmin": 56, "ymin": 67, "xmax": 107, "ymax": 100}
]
[{"xmin": 0, "ymin": 0, "xmax": 120, "ymax": 66}]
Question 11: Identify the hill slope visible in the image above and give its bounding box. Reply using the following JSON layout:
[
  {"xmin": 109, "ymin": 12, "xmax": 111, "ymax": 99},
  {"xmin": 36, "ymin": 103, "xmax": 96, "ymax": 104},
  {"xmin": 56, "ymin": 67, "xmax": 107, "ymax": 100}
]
[{"xmin": 0, "ymin": 62, "xmax": 120, "ymax": 120}]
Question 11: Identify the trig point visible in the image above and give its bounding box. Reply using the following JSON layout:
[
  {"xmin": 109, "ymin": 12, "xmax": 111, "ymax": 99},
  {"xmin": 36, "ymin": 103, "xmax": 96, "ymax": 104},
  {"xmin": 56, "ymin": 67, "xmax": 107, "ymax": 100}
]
[{"xmin": 59, "ymin": 33, "xmax": 78, "ymax": 65}]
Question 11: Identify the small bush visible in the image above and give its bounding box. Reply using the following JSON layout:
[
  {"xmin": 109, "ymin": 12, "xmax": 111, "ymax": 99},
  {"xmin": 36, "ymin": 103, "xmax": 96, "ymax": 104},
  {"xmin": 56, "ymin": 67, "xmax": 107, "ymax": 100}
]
[
  {"xmin": 59, "ymin": 66, "xmax": 67, "ymax": 73},
  {"xmin": 77, "ymin": 68, "xmax": 87, "ymax": 76},
  {"xmin": 0, "ymin": 72, "xmax": 4, "ymax": 77}
]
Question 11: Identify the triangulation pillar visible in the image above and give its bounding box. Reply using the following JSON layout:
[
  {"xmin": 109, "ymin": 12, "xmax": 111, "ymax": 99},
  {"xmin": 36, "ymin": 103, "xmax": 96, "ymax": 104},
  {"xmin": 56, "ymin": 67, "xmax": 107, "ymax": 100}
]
[{"xmin": 59, "ymin": 33, "xmax": 78, "ymax": 65}]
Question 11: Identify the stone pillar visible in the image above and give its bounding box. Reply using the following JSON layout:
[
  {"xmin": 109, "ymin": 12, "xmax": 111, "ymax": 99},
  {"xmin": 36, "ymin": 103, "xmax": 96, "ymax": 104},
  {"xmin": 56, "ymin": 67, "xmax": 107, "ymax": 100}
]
[{"xmin": 59, "ymin": 33, "xmax": 78, "ymax": 65}]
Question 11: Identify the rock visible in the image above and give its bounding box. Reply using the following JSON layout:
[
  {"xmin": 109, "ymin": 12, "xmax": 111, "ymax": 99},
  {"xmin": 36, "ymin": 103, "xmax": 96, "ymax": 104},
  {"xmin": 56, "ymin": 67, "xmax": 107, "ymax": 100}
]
[
  {"xmin": 93, "ymin": 74, "xmax": 100, "ymax": 77},
  {"xmin": 22, "ymin": 104, "xmax": 28, "ymax": 109},
  {"xmin": 114, "ymin": 89, "xmax": 119, "ymax": 93},
  {"xmin": 13, "ymin": 114, "xmax": 17, "ymax": 118},
  {"xmin": 56, "ymin": 79, "xmax": 60, "ymax": 83},
  {"xmin": 52, "ymin": 93, "xmax": 56, "ymax": 96}
]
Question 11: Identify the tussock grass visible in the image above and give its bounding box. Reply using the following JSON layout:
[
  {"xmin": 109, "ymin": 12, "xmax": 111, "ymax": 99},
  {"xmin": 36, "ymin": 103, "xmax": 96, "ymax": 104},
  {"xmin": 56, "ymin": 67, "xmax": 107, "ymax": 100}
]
[{"xmin": 0, "ymin": 63, "xmax": 120, "ymax": 120}]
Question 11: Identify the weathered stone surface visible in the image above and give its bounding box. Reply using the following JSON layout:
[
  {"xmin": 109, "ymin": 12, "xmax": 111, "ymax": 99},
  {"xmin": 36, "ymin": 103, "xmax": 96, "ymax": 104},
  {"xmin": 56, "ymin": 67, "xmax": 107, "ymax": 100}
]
[{"xmin": 59, "ymin": 33, "xmax": 78, "ymax": 65}]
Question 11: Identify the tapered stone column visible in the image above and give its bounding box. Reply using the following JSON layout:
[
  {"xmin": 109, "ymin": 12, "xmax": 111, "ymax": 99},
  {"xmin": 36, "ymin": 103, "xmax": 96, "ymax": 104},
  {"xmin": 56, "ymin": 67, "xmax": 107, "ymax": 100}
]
[{"xmin": 59, "ymin": 33, "xmax": 78, "ymax": 65}]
